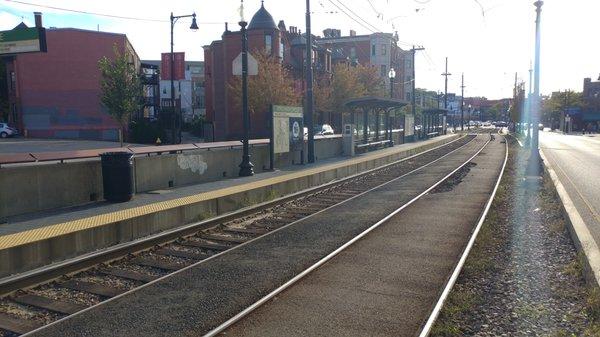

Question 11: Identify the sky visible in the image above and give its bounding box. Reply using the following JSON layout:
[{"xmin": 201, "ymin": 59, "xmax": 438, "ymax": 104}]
[{"xmin": 1, "ymin": 0, "xmax": 598, "ymax": 99}]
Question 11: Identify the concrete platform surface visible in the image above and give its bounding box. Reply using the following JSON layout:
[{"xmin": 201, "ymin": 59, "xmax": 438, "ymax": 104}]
[
  {"xmin": 223, "ymin": 136, "xmax": 506, "ymax": 337},
  {"xmin": 29, "ymin": 136, "xmax": 494, "ymax": 337}
]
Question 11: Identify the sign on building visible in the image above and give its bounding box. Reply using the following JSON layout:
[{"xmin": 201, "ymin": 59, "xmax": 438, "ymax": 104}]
[
  {"xmin": 0, "ymin": 27, "xmax": 47, "ymax": 55},
  {"xmin": 161, "ymin": 52, "xmax": 185, "ymax": 80},
  {"xmin": 232, "ymin": 52, "xmax": 258, "ymax": 76},
  {"xmin": 271, "ymin": 105, "xmax": 303, "ymax": 154}
]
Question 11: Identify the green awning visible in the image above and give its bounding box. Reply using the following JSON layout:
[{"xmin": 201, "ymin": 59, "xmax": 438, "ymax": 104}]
[{"xmin": 583, "ymin": 113, "xmax": 600, "ymax": 122}]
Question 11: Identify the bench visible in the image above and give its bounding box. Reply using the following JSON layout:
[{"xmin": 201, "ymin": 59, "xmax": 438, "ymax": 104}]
[
  {"xmin": 355, "ymin": 139, "xmax": 391, "ymax": 152},
  {"xmin": 426, "ymin": 132, "xmax": 440, "ymax": 138}
]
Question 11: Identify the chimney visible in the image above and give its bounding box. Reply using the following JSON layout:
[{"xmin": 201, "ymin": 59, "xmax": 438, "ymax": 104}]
[
  {"xmin": 34, "ymin": 12, "xmax": 42, "ymax": 28},
  {"xmin": 349, "ymin": 30, "xmax": 356, "ymax": 36},
  {"xmin": 225, "ymin": 22, "xmax": 229, "ymax": 32}
]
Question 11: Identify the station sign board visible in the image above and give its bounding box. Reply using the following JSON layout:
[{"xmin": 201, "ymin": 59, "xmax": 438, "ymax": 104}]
[
  {"xmin": 404, "ymin": 114, "xmax": 415, "ymax": 137},
  {"xmin": 0, "ymin": 27, "xmax": 47, "ymax": 55},
  {"xmin": 271, "ymin": 105, "xmax": 303, "ymax": 154}
]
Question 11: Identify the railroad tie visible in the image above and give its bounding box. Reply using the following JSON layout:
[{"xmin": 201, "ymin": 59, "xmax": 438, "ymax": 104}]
[
  {"xmin": 199, "ymin": 234, "xmax": 249, "ymax": 244},
  {"xmin": 98, "ymin": 268, "xmax": 160, "ymax": 283},
  {"xmin": 133, "ymin": 258, "xmax": 187, "ymax": 271},
  {"xmin": 60, "ymin": 280, "xmax": 126, "ymax": 298},
  {"xmin": 13, "ymin": 294, "xmax": 86, "ymax": 315},
  {"xmin": 155, "ymin": 248, "xmax": 209, "ymax": 260},
  {"xmin": 0, "ymin": 313, "xmax": 43, "ymax": 335}
]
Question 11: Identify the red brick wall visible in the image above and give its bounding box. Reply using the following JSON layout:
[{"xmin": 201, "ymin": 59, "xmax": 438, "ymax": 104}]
[
  {"xmin": 204, "ymin": 27, "xmax": 281, "ymax": 140},
  {"xmin": 12, "ymin": 29, "xmax": 131, "ymax": 140}
]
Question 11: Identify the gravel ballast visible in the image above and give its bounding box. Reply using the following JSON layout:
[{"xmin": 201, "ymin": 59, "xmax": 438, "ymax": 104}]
[{"xmin": 433, "ymin": 135, "xmax": 598, "ymax": 336}]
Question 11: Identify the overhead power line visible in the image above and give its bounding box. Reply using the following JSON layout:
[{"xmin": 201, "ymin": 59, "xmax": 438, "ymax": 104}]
[
  {"xmin": 4, "ymin": 0, "xmax": 226, "ymax": 24},
  {"xmin": 331, "ymin": 0, "xmax": 383, "ymax": 32},
  {"xmin": 326, "ymin": 0, "xmax": 375, "ymax": 33}
]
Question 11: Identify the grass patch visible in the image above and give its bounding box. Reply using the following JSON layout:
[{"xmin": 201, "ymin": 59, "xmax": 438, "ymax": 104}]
[{"xmin": 430, "ymin": 289, "xmax": 478, "ymax": 337}]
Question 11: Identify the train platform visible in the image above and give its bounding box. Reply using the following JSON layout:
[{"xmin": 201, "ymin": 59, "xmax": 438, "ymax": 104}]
[
  {"xmin": 29, "ymin": 135, "xmax": 506, "ymax": 337},
  {"xmin": 0, "ymin": 135, "xmax": 457, "ymax": 278}
]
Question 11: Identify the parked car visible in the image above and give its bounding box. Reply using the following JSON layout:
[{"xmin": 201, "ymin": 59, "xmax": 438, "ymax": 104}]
[
  {"xmin": 0, "ymin": 123, "xmax": 18, "ymax": 138},
  {"xmin": 314, "ymin": 124, "xmax": 334, "ymax": 135},
  {"xmin": 495, "ymin": 121, "xmax": 508, "ymax": 128}
]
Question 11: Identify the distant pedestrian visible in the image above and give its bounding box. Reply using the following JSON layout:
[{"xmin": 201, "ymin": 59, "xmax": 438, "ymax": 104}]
[{"xmin": 587, "ymin": 123, "xmax": 593, "ymax": 135}]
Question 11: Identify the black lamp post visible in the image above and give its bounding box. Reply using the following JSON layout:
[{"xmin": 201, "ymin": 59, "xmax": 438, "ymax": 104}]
[
  {"xmin": 305, "ymin": 0, "xmax": 315, "ymax": 163},
  {"xmin": 468, "ymin": 104, "xmax": 472, "ymax": 130},
  {"xmin": 170, "ymin": 12, "xmax": 198, "ymax": 144},
  {"xmin": 388, "ymin": 68, "xmax": 396, "ymax": 99},
  {"xmin": 238, "ymin": 20, "xmax": 254, "ymax": 177},
  {"xmin": 388, "ymin": 68, "xmax": 396, "ymax": 146}
]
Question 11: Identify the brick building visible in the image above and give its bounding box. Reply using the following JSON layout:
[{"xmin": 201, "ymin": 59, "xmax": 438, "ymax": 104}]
[
  {"xmin": 3, "ymin": 26, "xmax": 139, "ymax": 140},
  {"xmin": 203, "ymin": 3, "xmax": 332, "ymax": 141},
  {"xmin": 203, "ymin": 2, "xmax": 411, "ymax": 141},
  {"xmin": 315, "ymin": 29, "xmax": 413, "ymax": 100}
]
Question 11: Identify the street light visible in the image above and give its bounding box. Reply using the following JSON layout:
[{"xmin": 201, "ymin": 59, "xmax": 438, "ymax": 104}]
[
  {"xmin": 388, "ymin": 68, "xmax": 396, "ymax": 146},
  {"xmin": 528, "ymin": 0, "xmax": 543, "ymax": 176},
  {"xmin": 170, "ymin": 12, "xmax": 198, "ymax": 144},
  {"xmin": 468, "ymin": 104, "xmax": 472, "ymax": 130},
  {"xmin": 388, "ymin": 68, "xmax": 396, "ymax": 98},
  {"xmin": 238, "ymin": 20, "xmax": 254, "ymax": 177}
]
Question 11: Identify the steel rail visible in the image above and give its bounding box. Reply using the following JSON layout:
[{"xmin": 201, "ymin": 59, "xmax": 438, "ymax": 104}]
[
  {"xmin": 20, "ymin": 135, "xmax": 478, "ymax": 337},
  {"xmin": 0, "ymin": 136, "xmax": 467, "ymax": 296},
  {"xmin": 202, "ymin": 134, "xmax": 494, "ymax": 337},
  {"xmin": 418, "ymin": 131, "xmax": 508, "ymax": 337}
]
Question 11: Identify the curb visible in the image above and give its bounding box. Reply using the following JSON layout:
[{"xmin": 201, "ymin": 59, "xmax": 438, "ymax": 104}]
[{"xmin": 540, "ymin": 149, "xmax": 600, "ymax": 288}]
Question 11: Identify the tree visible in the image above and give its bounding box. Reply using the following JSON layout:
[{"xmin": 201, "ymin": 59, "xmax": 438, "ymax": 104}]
[
  {"xmin": 541, "ymin": 90, "xmax": 583, "ymax": 126},
  {"xmin": 509, "ymin": 84, "xmax": 525, "ymax": 129},
  {"xmin": 229, "ymin": 52, "xmax": 300, "ymax": 119},
  {"xmin": 313, "ymin": 63, "xmax": 386, "ymax": 129},
  {"xmin": 355, "ymin": 64, "xmax": 385, "ymax": 97},
  {"xmin": 98, "ymin": 45, "xmax": 142, "ymax": 146}
]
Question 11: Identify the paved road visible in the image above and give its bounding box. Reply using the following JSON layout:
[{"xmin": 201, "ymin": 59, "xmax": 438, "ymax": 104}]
[{"xmin": 540, "ymin": 131, "xmax": 600, "ymax": 251}]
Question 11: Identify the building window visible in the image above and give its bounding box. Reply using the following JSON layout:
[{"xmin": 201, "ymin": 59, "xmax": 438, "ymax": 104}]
[
  {"xmin": 265, "ymin": 35, "xmax": 272, "ymax": 55},
  {"xmin": 11, "ymin": 103, "xmax": 18, "ymax": 124},
  {"xmin": 381, "ymin": 44, "xmax": 387, "ymax": 55},
  {"xmin": 406, "ymin": 92, "xmax": 411, "ymax": 100},
  {"xmin": 371, "ymin": 45, "xmax": 376, "ymax": 56},
  {"xmin": 10, "ymin": 71, "xmax": 16, "ymax": 91},
  {"xmin": 381, "ymin": 65, "xmax": 387, "ymax": 77}
]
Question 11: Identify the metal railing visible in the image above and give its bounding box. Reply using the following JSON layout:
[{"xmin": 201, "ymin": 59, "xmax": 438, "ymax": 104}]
[{"xmin": 0, "ymin": 135, "xmax": 343, "ymax": 167}]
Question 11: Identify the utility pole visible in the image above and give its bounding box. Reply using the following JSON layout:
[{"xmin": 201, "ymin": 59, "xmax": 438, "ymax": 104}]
[
  {"xmin": 528, "ymin": 0, "xmax": 543, "ymax": 176},
  {"xmin": 411, "ymin": 46, "xmax": 425, "ymax": 133},
  {"xmin": 514, "ymin": 72, "xmax": 518, "ymax": 133},
  {"xmin": 441, "ymin": 57, "xmax": 451, "ymax": 125},
  {"xmin": 460, "ymin": 73, "xmax": 465, "ymax": 131},
  {"xmin": 527, "ymin": 63, "xmax": 533, "ymax": 143},
  {"xmin": 305, "ymin": 0, "xmax": 315, "ymax": 163}
]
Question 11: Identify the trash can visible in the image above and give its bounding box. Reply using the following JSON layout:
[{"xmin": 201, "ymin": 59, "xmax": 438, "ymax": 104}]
[{"xmin": 100, "ymin": 152, "xmax": 134, "ymax": 202}]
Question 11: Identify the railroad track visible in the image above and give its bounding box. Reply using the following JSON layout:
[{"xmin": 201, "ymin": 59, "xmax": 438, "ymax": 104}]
[
  {"xmin": 203, "ymin": 130, "xmax": 506, "ymax": 337},
  {"xmin": 0, "ymin": 134, "xmax": 479, "ymax": 337}
]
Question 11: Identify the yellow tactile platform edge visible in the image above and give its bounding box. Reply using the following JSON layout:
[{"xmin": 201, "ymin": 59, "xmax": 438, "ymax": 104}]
[{"xmin": 0, "ymin": 136, "xmax": 456, "ymax": 250}]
